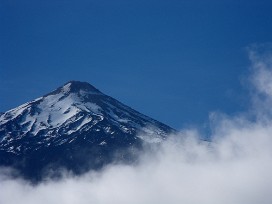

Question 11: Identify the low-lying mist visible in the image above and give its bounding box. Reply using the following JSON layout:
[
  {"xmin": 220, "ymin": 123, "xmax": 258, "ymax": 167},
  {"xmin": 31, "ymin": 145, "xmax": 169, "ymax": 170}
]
[{"xmin": 1, "ymin": 45, "xmax": 272, "ymax": 204}]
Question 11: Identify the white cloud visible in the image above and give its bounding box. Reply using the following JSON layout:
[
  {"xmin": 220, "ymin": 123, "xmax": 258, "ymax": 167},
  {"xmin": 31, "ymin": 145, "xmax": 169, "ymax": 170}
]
[
  {"xmin": 1, "ymin": 46, "xmax": 272, "ymax": 204},
  {"xmin": 247, "ymin": 43, "xmax": 272, "ymax": 120}
]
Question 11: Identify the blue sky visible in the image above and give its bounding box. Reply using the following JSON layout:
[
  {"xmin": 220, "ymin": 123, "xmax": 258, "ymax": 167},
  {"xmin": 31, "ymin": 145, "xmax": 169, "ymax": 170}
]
[{"xmin": 1, "ymin": 0, "xmax": 272, "ymax": 129}]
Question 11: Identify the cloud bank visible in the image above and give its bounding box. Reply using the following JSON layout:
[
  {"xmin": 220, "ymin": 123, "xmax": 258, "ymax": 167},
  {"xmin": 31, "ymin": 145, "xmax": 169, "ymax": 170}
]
[{"xmin": 1, "ymin": 46, "xmax": 272, "ymax": 204}]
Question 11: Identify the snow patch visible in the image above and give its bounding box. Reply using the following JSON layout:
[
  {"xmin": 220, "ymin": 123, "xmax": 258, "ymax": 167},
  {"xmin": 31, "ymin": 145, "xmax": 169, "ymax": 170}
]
[{"xmin": 99, "ymin": 141, "xmax": 107, "ymax": 146}]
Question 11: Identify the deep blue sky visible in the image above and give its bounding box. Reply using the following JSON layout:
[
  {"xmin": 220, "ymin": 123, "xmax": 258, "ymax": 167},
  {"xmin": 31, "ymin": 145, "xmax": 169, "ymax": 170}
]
[{"xmin": 1, "ymin": 0, "xmax": 272, "ymax": 129}]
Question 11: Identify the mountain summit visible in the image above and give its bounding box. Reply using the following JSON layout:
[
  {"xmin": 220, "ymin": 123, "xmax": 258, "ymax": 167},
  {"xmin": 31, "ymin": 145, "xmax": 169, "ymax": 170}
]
[
  {"xmin": 0, "ymin": 81, "xmax": 174, "ymax": 180},
  {"xmin": 50, "ymin": 81, "xmax": 102, "ymax": 95}
]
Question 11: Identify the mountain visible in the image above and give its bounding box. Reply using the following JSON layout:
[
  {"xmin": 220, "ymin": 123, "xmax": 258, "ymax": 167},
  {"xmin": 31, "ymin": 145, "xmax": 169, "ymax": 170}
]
[{"xmin": 0, "ymin": 81, "xmax": 174, "ymax": 180}]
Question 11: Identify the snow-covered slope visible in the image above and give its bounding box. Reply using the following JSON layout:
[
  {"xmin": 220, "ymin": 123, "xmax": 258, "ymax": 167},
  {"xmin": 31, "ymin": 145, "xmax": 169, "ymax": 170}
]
[{"xmin": 0, "ymin": 81, "xmax": 174, "ymax": 180}]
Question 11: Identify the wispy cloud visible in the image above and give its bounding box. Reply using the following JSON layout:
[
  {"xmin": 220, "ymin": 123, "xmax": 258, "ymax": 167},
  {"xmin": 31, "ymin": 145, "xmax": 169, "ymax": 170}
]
[
  {"xmin": 247, "ymin": 43, "xmax": 272, "ymax": 120},
  {"xmin": 1, "ymin": 45, "xmax": 272, "ymax": 204}
]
